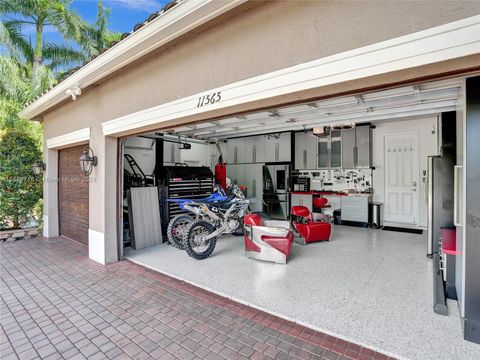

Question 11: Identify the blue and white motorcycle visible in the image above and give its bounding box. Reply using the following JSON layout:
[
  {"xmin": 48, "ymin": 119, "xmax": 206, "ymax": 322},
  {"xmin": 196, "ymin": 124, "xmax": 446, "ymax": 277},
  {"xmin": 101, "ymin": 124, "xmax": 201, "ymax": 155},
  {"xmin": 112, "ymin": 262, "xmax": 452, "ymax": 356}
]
[
  {"xmin": 166, "ymin": 185, "xmax": 229, "ymax": 249},
  {"xmin": 181, "ymin": 185, "xmax": 250, "ymax": 260}
]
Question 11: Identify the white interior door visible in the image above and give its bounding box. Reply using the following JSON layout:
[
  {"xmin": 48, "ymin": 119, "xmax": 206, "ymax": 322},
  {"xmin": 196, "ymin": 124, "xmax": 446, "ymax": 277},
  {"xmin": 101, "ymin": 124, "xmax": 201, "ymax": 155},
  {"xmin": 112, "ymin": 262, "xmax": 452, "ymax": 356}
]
[{"xmin": 384, "ymin": 133, "xmax": 419, "ymax": 225}]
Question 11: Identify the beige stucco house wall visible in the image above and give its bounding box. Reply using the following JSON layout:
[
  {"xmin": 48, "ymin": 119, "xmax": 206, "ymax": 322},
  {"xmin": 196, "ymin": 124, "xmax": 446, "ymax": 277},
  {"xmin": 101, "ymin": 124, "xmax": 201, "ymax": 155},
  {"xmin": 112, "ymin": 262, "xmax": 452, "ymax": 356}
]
[{"xmin": 31, "ymin": 0, "xmax": 480, "ymax": 264}]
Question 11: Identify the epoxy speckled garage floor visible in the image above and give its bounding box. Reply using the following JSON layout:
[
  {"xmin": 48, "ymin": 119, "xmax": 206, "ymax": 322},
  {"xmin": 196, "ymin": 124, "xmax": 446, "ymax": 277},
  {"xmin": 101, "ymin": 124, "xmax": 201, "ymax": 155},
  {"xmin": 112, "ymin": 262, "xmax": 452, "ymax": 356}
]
[{"xmin": 126, "ymin": 225, "xmax": 480, "ymax": 360}]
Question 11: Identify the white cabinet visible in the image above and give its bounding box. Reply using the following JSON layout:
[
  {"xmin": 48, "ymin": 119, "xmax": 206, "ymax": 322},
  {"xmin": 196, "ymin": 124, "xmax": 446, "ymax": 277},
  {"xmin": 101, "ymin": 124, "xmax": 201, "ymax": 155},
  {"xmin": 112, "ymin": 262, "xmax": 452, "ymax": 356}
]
[
  {"xmin": 341, "ymin": 196, "xmax": 370, "ymax": 223},
  {"xmin": 163, "ymin": 141, "xmax": 180, "ymax": 165},
  {"xmin": 228, "ymin": 136, "xmax": 266, "ymax": 164},
  {"xmin": 278, "ymin": 132, "xmax": 291, "ymax": 162},
  {"xmin": 295, "ymin": 131, "xmax": 318, "ymax": 169},
  {"xmin": 235, "ymin": 164, "xmax": 246, "ymax": 186},
  {"xmin": 245, "ymin": 163, "xmax": 263, "ymax": 212},
  {"xmin": 227, "ymin": 138, "xmax": 237, "ymax": 164},
  {"xmin": 227, "ymin": 164, "xmax": 236, "ymax": 184},
  {"xmin": 322, "ymin": 195, "xmax": 341, "ymax": 216},
  {"xmin": 244, "ymin": 137, "xmax": 254, "ymax": 164},
  {"xmin": 253, "ymin": 135, "xmax": 265, "ymax": 163},
  {"xmin": 341, "ymin": 126, "xmax": 371, "ymax": 169},
  {"xmin": 291, "ymin": 193, "xmax": 312, "ymax": 213},
  {"xmin": 330, "ymin": 130, "xmax": 342, "ymax": 168},
  {"xmin": 265, "ymin": 135, "xmax": 276, "ymax": 162},
  {"xmin": 244, "ymin": 136, "xmax": 265, "ymax": 164},
  {"xmin": 265, "ymin": 132, "xmax": 291, "ymax": 162},
  {"xmin": 355, "ymin": 125, "xmax": 372, "ymax": 168},
  {"xmin": 227, "ymin": 138, "xmax": 246, "ymax": 164},
  {"xmin": 341, "ymin": 128, "xmax": 356, "ymax": 169},
  {"xmin": 228, "ymin": 164, "xmax": 246, "ymax": 186}
]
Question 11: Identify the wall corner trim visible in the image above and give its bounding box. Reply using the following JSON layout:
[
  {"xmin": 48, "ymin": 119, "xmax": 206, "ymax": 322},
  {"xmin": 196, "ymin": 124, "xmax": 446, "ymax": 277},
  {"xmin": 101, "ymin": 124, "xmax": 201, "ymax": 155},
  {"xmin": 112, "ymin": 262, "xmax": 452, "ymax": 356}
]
[
  {"xmin": 88, "ymin": 229, "xmax": 106, "ymax": 265},
  {"xmin": 46, "ymin": 127, "xmax": 90, "ymax": 149}
]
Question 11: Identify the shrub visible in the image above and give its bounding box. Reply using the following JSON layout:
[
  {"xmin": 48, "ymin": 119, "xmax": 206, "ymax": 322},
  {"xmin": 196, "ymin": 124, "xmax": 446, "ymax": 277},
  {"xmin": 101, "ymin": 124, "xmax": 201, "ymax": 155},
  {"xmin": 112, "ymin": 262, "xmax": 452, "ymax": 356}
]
[{"xmin": 0, "ymin": 128, "xmax": 42, "ymax": 229}]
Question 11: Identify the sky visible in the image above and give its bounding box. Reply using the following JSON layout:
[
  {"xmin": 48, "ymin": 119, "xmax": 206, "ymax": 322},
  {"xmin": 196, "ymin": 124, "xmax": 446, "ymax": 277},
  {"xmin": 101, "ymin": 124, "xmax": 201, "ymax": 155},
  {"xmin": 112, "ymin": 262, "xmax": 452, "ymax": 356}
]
[
  {"xmin": 16, "ymin": 0, "xmax": 170, "ymax": 48},
  {"xmin": 71, "ymin": 0, "xmax": 170, "ymax": 33}
]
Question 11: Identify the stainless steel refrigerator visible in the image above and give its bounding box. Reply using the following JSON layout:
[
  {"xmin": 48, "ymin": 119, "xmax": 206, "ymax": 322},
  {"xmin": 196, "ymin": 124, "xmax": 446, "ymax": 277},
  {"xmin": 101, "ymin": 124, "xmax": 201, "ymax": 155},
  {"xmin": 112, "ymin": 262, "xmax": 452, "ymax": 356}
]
[{"xmin": 262, "ymin": 164, "xmax": 290, "ymax": 219}]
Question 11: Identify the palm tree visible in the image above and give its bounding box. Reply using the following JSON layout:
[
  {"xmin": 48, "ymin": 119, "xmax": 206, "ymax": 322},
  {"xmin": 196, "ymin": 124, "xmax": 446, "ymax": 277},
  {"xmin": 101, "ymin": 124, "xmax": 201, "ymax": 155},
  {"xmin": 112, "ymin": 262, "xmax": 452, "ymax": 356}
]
[
  {"xmin": 80, "ymin": 0, "xmax": 121, "ymax": 56},
  {"xmin": 0, "ymin": 0, "xmax": 88, "ymax": 70}
]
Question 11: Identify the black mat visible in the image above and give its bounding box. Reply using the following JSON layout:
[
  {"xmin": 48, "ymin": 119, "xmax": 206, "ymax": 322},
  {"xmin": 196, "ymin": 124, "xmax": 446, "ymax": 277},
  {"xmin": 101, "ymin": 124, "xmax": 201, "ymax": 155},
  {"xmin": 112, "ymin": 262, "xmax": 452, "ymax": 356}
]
[{"xmin": 382, "ymin": 226, "xmax": 423, "ymax": 234}]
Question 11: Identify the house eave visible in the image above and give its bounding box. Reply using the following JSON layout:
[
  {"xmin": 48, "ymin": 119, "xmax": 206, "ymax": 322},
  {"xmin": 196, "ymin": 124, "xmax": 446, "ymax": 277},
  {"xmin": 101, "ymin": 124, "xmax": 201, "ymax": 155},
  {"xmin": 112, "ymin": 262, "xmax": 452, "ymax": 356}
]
[{"xmin": 19, "ymin": 0, "xmax": 247, "ymax": 120}]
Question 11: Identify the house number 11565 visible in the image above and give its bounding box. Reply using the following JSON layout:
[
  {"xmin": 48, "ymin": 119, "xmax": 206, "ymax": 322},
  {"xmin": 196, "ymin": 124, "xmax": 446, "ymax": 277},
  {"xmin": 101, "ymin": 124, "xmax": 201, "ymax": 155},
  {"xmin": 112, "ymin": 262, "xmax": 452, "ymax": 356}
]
[{"xmin": 197, "ymin": 92, "xmax": 222, "ymax": 108}]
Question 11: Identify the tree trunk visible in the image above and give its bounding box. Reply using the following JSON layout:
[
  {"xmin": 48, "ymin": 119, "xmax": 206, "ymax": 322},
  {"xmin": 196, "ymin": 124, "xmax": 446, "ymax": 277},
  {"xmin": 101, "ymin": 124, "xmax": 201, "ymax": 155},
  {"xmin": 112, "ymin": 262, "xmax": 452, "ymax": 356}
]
[{"xmin": 32, "ymin": 19, "xmax": 44, "ymax": 86}]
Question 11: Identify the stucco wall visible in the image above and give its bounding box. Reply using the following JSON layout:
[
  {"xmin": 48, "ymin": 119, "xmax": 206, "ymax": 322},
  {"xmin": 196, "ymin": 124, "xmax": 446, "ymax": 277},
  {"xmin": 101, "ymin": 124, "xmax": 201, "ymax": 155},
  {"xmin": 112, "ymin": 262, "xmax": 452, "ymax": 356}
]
[
  {"xmin": 42, "ymin": 0, "xmax": 480, "ymax": 137},
  {"xmin": 39, "ymin": 0, "xmax": 480, "ymax": 263}
]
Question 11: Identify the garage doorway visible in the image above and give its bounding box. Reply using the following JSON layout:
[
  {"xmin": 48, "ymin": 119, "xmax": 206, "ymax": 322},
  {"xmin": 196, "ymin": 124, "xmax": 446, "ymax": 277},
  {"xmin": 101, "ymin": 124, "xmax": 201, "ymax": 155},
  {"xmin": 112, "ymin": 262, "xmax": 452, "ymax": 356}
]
[{"xmin": 58, "ymin": 145, "xmax": 89, "ymax": 244}]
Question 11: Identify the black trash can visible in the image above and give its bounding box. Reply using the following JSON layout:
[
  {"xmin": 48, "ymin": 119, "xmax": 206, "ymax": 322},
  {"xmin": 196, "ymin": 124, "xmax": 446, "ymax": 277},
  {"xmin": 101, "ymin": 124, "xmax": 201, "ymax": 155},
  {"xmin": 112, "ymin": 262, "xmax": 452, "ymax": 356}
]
[{"xmin": 333, "ymin": 209, "xmax": 342, "ymax": 225}]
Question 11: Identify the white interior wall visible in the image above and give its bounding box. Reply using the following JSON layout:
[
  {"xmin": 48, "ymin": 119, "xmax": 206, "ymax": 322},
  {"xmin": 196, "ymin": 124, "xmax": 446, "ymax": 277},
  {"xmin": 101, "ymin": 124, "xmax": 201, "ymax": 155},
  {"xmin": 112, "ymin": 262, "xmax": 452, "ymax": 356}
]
[
  {"xmin": 125, "ymin": 137, "xmax": 219, "ymax": 172},
  {"xmin": 124, "ymin": 137, "xmax": 156, "ymax": 175},
  {"xmin": 372, "ymin": 116, "xmax": 439, "ymax": 228},
  {"xmin": 179, "ymin": 142, "xmax": 210, "ymax": 167}
]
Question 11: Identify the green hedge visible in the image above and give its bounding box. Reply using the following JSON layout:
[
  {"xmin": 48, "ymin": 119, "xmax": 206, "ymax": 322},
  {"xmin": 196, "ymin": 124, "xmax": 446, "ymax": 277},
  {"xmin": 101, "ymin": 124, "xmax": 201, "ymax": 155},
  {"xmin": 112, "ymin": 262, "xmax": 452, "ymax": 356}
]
[{"xmin": 0, "ymin": 128, "xmax": 42, "ymax": 229}]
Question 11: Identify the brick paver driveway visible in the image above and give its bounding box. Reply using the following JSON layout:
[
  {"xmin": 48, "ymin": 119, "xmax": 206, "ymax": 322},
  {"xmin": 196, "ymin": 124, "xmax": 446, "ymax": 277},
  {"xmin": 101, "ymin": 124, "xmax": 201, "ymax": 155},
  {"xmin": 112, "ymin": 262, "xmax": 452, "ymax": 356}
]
[{"xmin": 1, "ymin": 237, "xmax": 393, "ymax": 360}]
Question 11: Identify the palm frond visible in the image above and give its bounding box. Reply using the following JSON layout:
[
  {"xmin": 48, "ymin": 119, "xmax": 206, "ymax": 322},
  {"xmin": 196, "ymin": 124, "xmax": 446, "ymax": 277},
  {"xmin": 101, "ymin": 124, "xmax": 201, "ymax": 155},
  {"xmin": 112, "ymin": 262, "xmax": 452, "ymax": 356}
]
[
  {"xmin": 0, "ymin": 0, "xmax": 39, "ymax": 19},
  {"xmin": 45, "ymin": 1, "xmax": 86, "ymax": 42},
  {"xmin": 0, "ymin": 20, "xmax": 34, "ymax": 62},
  {"xmin": 0, "ymin": 55, "xmax": 30, "ymax": 102},
  {"xmin": 42, "ymin": 42, "xmax": 85, "ymax": 69}
]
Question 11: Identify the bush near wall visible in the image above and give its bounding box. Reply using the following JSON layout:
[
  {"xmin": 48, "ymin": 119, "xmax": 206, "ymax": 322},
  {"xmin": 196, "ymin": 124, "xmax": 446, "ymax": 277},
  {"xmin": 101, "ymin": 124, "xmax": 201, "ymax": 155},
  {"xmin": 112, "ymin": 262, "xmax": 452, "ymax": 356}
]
[{"xmin": 0, "ymin": 128, "xmax": 42, "ymax": 230}]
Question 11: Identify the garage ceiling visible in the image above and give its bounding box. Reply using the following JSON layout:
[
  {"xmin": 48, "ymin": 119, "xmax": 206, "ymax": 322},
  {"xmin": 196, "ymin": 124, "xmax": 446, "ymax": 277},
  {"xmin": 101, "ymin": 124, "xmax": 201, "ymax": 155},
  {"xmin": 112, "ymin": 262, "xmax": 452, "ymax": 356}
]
[{"xmin": 167, "ymin": 78, "xmax": 462, "ymax": 141}]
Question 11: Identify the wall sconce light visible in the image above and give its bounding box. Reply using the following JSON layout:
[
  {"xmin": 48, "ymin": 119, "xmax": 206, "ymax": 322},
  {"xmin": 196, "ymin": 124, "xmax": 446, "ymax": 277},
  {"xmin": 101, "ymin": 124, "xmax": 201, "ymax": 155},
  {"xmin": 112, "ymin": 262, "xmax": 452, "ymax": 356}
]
[
  {"xmin": 79, "ymin": 146, "xmax": 98, "ymax": 175},
  {"xmin": 32, "ymin": 161, "xmax": 46, "ymax": 175}
]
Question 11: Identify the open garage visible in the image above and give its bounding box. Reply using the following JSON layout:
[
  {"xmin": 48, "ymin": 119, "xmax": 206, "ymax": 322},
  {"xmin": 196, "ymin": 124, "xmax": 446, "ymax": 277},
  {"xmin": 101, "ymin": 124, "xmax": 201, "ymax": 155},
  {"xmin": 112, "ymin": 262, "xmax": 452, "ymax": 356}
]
[
  {"xmin": 19, "ymin": 1, "xmax": 480, "ymax": 358},
  {"xmin": 119, "ymin": 78, "xmax": 478, "ymax": 359}
]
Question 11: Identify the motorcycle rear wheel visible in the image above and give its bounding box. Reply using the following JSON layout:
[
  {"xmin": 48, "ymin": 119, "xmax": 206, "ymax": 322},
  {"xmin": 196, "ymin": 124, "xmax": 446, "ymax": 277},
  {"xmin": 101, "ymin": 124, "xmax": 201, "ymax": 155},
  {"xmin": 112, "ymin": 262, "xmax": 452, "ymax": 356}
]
[
  {"xmin": 184, "ymin": 220, "xmax": 217, "ymax": 260},
  {"xmin": 167, "ymin": 214, "xmax": 193, "ymax": 249}
]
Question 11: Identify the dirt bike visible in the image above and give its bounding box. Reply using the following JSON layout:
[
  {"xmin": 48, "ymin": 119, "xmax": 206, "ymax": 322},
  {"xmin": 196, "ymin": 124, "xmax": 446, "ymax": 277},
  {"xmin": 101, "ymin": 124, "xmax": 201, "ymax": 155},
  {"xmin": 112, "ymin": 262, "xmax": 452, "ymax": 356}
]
[
  {"xmin": 182, "ymin": 185, "xmax": 250, "ymax": 260},
  {"xmin": 166, "ymin": 185, "xmax": 228, "ymax": 249}
]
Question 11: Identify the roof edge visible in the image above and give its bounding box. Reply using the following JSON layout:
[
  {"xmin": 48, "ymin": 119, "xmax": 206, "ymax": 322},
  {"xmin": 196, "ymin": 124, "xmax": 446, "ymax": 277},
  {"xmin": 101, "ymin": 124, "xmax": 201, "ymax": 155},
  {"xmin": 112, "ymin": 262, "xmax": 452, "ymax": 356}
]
[{"xmin": 20, "ymin": 0, "xmax": 247, "ymax": 120}]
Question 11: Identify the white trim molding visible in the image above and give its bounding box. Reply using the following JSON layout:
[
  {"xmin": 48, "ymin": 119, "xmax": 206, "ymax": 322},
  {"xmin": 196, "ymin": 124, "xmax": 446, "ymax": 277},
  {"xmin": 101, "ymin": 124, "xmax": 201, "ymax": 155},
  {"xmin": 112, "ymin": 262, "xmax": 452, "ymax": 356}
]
[
  {"xmin": 102, "ymin": 15, "xmax": 480, "ymax": 136},
  {"xmin": 88, "ymin": 229, "xmax": 105, "ymax": 265},
  {"xmin": 19, "ymin": 0, "xmax": 247, "ymax": 120},
  {"xmin": 46, "ymin": 127, "xmax": 90, "ymax": 149}
]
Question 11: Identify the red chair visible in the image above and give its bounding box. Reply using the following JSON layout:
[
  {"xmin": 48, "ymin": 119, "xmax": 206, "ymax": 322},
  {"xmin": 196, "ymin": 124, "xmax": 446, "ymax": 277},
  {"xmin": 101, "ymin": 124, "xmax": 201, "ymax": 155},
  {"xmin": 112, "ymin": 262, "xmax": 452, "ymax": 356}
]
[
  {"xmin": 291, "ymin": 206, "xmax": 331, "ymax": 244},
  {"xmin": 313, "ymin": 197, "xmax": 330, "ymax": 211},
  {"xmin": 244, "ymin": 214, "xmax": 293, "ymax": 264}
]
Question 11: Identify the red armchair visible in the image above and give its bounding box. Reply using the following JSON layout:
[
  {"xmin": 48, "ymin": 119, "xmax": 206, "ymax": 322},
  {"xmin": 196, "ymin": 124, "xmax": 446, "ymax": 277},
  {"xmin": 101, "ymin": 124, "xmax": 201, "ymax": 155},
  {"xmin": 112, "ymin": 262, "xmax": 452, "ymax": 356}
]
[
  {"xmin": 244, "ymin": 214, "xmax": 293, "ymax": 264},
  {"xmin": 291, "ymin": 206, "xmax": 331, "ymax": 244}
]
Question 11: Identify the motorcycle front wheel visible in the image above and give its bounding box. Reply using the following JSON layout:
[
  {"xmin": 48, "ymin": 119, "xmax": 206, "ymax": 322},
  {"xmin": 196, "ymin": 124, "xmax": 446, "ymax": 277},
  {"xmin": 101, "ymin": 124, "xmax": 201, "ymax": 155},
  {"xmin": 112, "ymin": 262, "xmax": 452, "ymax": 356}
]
[
  {"xmin": 167, "ymin": 214, "xmax": 193, "ymax": 249},
  {"xmin": 184, "ymin": 220, "xmax": 217, "ymax": 260}
]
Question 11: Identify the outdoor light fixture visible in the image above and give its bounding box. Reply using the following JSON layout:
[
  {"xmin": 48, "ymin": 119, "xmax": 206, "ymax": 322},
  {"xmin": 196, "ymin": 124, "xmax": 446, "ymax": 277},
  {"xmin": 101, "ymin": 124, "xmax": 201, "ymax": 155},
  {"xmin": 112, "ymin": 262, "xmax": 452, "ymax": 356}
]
[
  {"xmin": 32, "ymin": 161, "xmax": 46, "ymax": 175},
  {"xmin": 79, "ymin": 146, "xmax": 98, "ymax": 175},
  {"xmin": 66, "ymin": 86, "xmax": 82, "ymax": 101}
]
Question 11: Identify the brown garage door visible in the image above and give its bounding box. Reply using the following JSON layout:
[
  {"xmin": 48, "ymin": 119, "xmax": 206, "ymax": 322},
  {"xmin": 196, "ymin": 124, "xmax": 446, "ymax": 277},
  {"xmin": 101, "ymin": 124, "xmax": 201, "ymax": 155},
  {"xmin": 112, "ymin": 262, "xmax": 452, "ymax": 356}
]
[{"xmin": 58, "ymin": 145, "xmax": 89, "ymax": 244}]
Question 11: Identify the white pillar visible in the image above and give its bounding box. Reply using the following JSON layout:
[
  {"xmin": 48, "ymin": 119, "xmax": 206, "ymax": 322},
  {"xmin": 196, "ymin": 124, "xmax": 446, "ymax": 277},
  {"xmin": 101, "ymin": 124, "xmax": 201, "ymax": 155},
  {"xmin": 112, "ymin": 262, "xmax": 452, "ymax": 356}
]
[{"xmin": 43, "ymin": 148, "xmax": 59, "ymax": 238}]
